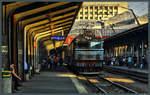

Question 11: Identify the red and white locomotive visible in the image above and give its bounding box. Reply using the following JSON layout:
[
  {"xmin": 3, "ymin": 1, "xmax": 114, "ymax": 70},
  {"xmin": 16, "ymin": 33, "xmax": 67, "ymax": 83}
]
[{"xmin": 65, "ymin": 35, "xmax": 104, "ymax": 74}]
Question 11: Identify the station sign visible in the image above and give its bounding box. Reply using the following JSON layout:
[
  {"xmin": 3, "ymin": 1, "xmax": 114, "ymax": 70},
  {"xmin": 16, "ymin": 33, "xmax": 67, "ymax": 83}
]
[{"xmin": 51, "ymin": 37, "xmax": 64, "ymax": 40}]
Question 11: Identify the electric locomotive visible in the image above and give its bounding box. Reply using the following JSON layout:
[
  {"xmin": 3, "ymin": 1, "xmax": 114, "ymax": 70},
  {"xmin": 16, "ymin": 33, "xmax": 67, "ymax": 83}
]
[{"xmin": 66, "ymin": 35, "xmax": 104, "ymax": 74}]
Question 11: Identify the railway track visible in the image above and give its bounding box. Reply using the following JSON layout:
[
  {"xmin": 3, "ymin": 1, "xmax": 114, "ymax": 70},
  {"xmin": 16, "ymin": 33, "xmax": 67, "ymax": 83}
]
[
  {"xmin": 103, "ymin": 66, "xmax": 148, "ymax": 83},
  {"xmin": 85, "ymin": 76, "xmax": 137, "ymax": 94}
]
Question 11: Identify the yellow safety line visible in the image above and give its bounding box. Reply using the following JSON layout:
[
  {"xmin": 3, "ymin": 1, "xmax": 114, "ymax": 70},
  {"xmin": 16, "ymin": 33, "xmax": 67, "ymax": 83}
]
[{"xmin": 70, "ymin": 77, "xmax": 88, "ymax": 94}]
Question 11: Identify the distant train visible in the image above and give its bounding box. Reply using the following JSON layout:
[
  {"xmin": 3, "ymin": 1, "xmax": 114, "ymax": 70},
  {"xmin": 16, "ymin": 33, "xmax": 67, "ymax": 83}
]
[{"xmin": 65, "ymin": 35, "xmax": 104, "ymax": 74}]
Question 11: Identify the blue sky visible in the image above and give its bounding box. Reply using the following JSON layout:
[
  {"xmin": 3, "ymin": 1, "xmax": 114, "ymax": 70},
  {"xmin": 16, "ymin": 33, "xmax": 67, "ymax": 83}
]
[{"xmin": 128, "ymin": 2, "xmax": 148, "ymax": 16}]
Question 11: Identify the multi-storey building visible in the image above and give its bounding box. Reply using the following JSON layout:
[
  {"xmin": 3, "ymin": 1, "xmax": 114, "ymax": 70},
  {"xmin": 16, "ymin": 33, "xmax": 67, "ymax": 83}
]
[{"xmin": 76, "ymin": 2, "xmax": 128, "ymax": 21}]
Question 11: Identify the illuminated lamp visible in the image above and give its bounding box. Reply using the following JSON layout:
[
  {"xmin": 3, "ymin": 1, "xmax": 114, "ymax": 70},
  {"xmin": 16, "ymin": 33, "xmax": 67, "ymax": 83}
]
[{"xmin": 34, "ymin": 42, "xmax": 36, "ymax": 48}]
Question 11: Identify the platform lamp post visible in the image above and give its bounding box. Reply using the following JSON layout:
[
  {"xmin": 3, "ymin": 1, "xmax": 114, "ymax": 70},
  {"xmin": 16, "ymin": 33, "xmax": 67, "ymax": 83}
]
[{"xmin": 118, "ymin": 6, "xmax": 140, "ymax": 26}]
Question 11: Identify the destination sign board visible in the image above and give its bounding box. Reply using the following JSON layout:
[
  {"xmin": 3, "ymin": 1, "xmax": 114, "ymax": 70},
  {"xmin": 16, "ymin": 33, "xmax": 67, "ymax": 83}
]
[{"xmin": 51, "ymin": 37, "xmax": 64, "ymax": 40}]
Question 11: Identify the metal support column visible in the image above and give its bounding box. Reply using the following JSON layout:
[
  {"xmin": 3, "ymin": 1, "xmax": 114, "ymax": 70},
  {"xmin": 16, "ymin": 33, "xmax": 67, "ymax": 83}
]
[
  {"xmin": 136, "ymin": 45, "xmax": 139, "ymax": 64},
  {"xmin": 125, "ymin": 46, "xmax": 127, "ymax": 58},
  {"xmin": 0, "ymin": 2, "xmax": 2, "ymax": 93},
  {"xmin": 1, "ymin": 4, "xmax": 12, "ymax": 93},
  {"xmin": 119, "ymin": 47, "xmax": 120, "ymax": 56},
  {"xmin": 109, "ymin": 48, "xmax": 111, "ymax": 57},
  {"xmin": 148, "ymin": 1, "xmax": 150, "ymax": 89},
  {"xmin": 132, "ymin": 44, "xmax": 134, "ymax": 56},
  {"xmin": 141, "ymin": 41, "xmax": 144, "ymax": 56},
  {"xmin": 130, "ymin": 45, "xmax": 132, "ymax": 56},
  {"xmin": 113, "ymin": 47, "xmax": 115, "ymax": 57}
]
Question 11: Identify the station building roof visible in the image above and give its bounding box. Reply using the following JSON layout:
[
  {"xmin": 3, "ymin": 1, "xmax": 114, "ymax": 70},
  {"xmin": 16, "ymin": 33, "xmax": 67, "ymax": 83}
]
[{"xmin": 104, "ymin": 23, "xmax": 148, "ymax": 48}]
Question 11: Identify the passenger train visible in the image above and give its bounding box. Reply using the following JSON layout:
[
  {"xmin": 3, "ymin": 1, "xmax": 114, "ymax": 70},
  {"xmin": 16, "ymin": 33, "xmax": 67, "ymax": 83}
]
[{"xmin": 65, "ymin": 35, "xmax": 104, "ymax": 74}]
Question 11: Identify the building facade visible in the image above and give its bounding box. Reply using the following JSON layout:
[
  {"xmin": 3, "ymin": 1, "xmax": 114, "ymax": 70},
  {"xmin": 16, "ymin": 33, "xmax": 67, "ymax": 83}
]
[{"xmin": 76, "ymin": 2, "xmax": 128, "ymax": 21}]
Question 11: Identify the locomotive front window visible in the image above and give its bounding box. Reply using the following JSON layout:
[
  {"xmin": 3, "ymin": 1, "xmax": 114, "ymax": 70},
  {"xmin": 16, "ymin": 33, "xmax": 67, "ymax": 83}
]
[
  {"xmin": 90, "ymin": 42, "xmax": 101, "ymax": 49},
  {"xmin": 76, "ymin": 41, "xmax": 102, "ymax": 49}
]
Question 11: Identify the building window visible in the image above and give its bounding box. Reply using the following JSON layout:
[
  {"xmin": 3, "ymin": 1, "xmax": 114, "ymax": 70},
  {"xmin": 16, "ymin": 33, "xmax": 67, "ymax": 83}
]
[
  {"xmin": 85, "ymin": 6, "xmax": 88, "ymax": 9},
  {"xmin": 80, "ymin": 12, "xmax": 83, "ymax": 15},
  {"xmin": 85, "ymin": 17, "xmax": 88, "ymax": 19},
  {"xmin": 99, "ymin": 12, "xmax": 103, "ymax": 15},
  {"xmin": 90, "ymin": 17, "xmax": 93, "ymax": 19},
  {"xmin": 109, "ymin": 6, "xmax": 113, "ymax": 9},
  {"xmin": 105, "ymin": 6, "xmax": 108, "ymax": 10},
  {"xmin": 95, "ymin": 17, "xmax": 98, "ymax": 19},
  {"xmin": 85, "ymin": 12, "xmax": 88, "ymax": 14},
  {"xmin": 114, "ymin": 6, "xmax": 118, "ymax": 10},
  {"xmin": 90, "ymin": 12, "xmax": 93, "ymax": 14},
  {"xmin": 95, "ymin": 6, "xmax": 98, "ymax": 9},
  {"xmin": 109, "ymin": 12, "xmax": 113, "ymax": 15},
  {"xmin": 105, "ymin": 12, "xmax": 108, "ymax": 15},
  {"xmin": 90, "ymin": 6, "xmax": 93, "ymax": 9},
  {"xmin": 80, "ymin": 17, "xmax": 83, "ymax": 19},
  {"xmin": 95, "ymin": 12, "xmax": 98, "ymax": 15},
  {"xmin": 99, "ymin": 6, "xmax": 102, "ymax": 9}
]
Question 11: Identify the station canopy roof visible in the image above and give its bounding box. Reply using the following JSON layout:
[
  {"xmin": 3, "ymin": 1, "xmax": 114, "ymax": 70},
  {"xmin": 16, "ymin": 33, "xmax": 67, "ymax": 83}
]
[{"xmin": 4, "ymin": 2, "xmax": 82, "ymax": 51}]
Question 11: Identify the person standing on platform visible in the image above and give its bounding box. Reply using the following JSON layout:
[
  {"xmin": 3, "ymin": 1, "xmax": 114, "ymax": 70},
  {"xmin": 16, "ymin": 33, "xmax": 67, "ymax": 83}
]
[
  {"xmin": 54, "ymin": 55, "xmax": 58, "ymax": 69},
  {"xmin": 24, "ymin": 61, "xmax": 28, "ymax": 74},
  {"xmin": 50, "ymin": 56, "xmax": 54, "ymax": 70},
  {"xmin": 59, "ymin": 57, "xmax": 64, "ymax": 66},
  {"xmin": 143, "ymin": 55, "xmax": 147, "ymax": 69},
  {"xmin": 48, "ymin": 56, "xmax": 51, "ymax": 70},
  {"xmin": 133, "ymin": 56, "xmax": 137, "ymax": 68},
  {"xmin": 24, "ymin": 61, "xmax": 28, "ymax": 79},
  {"xmin": 108, "ymin": 57, "xmax": 111, "ymax": 65},
  {"xmin": 122, "ymin": 56, "xmax": 126, "ymax": 66},
  {"xmin": 111, "ymin": 56, "xmax": 116, "ymax": 66},
  {"xmin": 10, "ymin": 64, "xmax": 22, "ymax": 92},
  {"xmin": 127, "ymin": 56, "xmax": 132, "ymax": 68},
  {"xmin": 47, "ymin": 56, "xmax": 50, "ymax": 70},
  {"xmin": 140, "ymin": 56, "xmax": 145, "ymax": 69}
]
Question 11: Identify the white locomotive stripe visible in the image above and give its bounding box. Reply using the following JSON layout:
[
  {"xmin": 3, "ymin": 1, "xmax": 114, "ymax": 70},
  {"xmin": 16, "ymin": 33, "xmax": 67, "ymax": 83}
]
[{"xmin": 70, "ymin": 77, "xmax": 88, "ymax": 94}]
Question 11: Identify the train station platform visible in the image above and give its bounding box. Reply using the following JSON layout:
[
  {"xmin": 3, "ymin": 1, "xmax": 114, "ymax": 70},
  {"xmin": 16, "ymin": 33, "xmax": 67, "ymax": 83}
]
[
  {"xmin": 104, "ymin": 65, "xmax": 148, "ymax": 74},
  {"xmin": 17, "ymin": 66, "xmax": 88, "ymax": 94}
]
